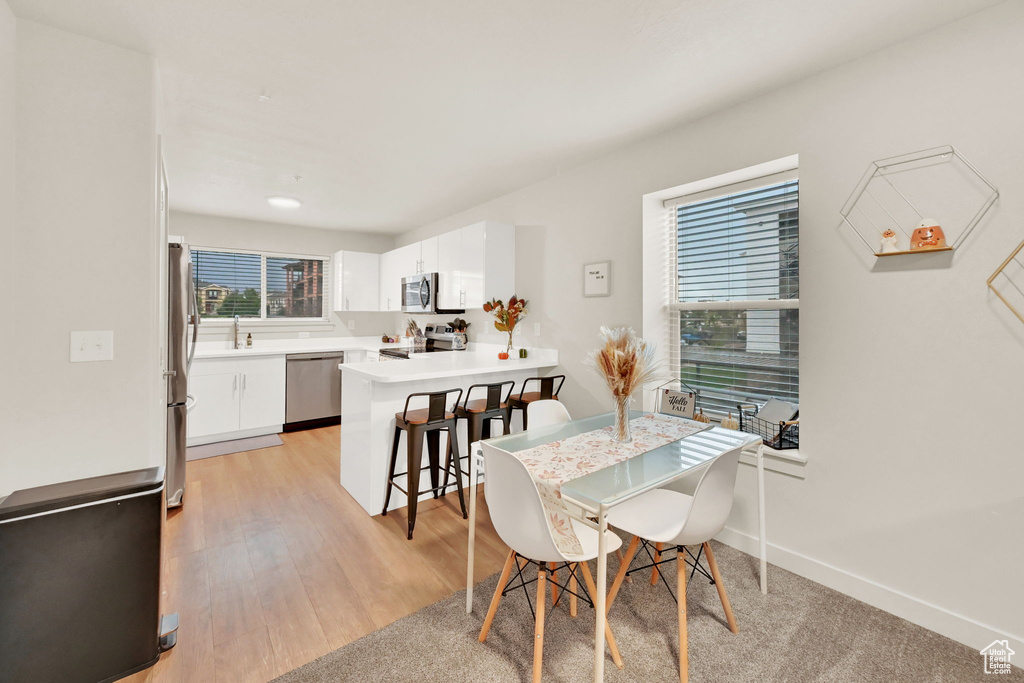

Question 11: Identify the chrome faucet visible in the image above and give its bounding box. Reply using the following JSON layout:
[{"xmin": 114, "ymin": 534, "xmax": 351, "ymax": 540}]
[{"xmin": 234, "ymin": 315, "xmax": 242, "ymax": 349}]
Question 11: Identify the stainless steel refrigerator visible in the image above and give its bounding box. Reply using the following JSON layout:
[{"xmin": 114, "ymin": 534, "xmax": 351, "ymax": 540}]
[{"xmin": 166, "ymin": 242, "xmax": 198, "ymax": 507}]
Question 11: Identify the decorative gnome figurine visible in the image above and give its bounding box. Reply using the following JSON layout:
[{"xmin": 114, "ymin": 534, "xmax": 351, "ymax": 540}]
[{"xmin": 878, "ymin": 229, "xmax": 900, "ymax": 254}]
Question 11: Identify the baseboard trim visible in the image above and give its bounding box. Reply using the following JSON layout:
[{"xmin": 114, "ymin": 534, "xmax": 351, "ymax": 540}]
[{"xmin": 715, "ymin": 526, "xmax": 1023, "ymax": 654}]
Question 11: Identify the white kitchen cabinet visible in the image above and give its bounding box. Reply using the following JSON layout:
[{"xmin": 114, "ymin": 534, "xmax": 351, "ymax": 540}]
[
  {"xmin": 419, "ymin": 236, "xmax": 439, "ymax": 273},
  {"xmin": 393, "ymin": 242, "xmax": 420, "ymax": 278},
  {"xmin": 468, "ymin": 221, "xmax": 514, "ymax": 308},
  {"xmin": 238, "ymin": 370, "xmax": 286, "ymax": 431},
  {"xmin": 434, "ymin": 221, "xmax": 514, "ymax": 310},
  {"xmin": 379, "ymin": 242, "xmax": 419, "ymax": 311},
  {"xmin": 378, "ymin": 249, "xmax": 401, "ymax": 311},
  {"xmin": 187, "ymin": 356, "xmax": 286, "ymax": 445},
  {"xmin": 378, "ymin": 222, "xmax": 514, "ymax": 312},
  {"xmin": 187, "ymin": 373, "xmax": 240, "ymax": 439},
  {"xmin": 436, "ymin": 230, "xmax": 462, "ymax": 310},
  {"xmin": 333, "ymin": 250, "xmax": 380, "ymax": 312}
]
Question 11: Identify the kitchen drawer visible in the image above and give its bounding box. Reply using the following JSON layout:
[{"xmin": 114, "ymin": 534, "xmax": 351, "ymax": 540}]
[{"xmin": 190, "ymin": 354, "xmax": 284, "ymax": 377}]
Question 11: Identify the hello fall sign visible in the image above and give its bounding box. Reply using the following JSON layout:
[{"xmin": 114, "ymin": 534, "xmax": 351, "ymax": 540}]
[{"xmin": 659, "ymin": 388, "xmax": 696, "ymax": 419}]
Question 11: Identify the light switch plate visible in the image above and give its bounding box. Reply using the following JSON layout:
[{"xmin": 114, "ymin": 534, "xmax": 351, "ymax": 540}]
[
  {"xmin": 71, "ymin": 331, "xmax": 114, "ymax": 362},
  {"xmin": 348, "ymin": 320, "xmax": 356, "ymax": 330},
  {"xmin": 533, "ymin": 323, "xmax": 541, "ymax": 336}
]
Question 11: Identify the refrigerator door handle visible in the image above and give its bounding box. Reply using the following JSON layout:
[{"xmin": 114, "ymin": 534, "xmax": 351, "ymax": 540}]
[
  {"xmin": 186, "ymin": 269, "xmax": 199, "ymax": 374},
  {"xmin": 185, "ymin": 394, "xmax": 196, "ymax": 413}
]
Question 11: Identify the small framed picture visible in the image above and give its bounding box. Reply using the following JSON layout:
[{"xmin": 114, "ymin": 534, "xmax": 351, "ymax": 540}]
[{"xmin": 583, "ymin": 261, "xmax": 611, "ymax": 297}]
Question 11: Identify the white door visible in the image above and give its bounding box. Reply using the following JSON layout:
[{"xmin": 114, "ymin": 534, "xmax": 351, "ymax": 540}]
[
  {"xmin": 342, "ymin": 251, "xmax": 380, "ymax": 311},
  {"xmin": 239, "ymin": 370, "xmax": 286, "ymax": 431},
  {"xmin": 379, "ymin": 250, "xmax": 399, "ymax": 311},
  {"xmin": 461, "ymin": 222, "xmax": 486, "ymax": 309},
  {"xmin": 419, "ymin": 236, "xmax": 439, "ymax": 274},
  {"xmin": 436, "ymin": 230, "xmax": 462, "ymax": 309},
  {"xmin": 187, "ymin": 373, "xmax": 240, "ymax": 438},
  {"xmin": 393, "ymin": 242, "xmax": 420, "ymax": 278}
]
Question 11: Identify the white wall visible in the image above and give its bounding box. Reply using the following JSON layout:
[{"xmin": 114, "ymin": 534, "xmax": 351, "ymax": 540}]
[
  {"xmin": 170, "ymin": 210, "xmax": 396, "ymax": 341},
  {"xmin": 397, "ymin": 1, "xmax": 1024, "ymax": 651},
  {"xmin": 0, "ymin": 20, "xmax": 160, "ymax": 498}
]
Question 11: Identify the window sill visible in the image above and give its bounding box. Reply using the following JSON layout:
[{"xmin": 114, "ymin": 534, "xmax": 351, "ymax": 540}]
[{"xmin": 739, "ymin": 443, "xmax": 806, "ymax": 479}]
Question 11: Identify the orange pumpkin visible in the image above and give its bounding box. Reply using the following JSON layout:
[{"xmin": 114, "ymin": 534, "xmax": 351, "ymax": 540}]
[{"xmin": 910, "ymin": 223, "xmax": 946, "ymax": 250}]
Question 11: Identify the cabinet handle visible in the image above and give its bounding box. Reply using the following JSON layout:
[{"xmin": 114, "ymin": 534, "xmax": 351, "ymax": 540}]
[
  {"xmin": 233, "ymin": 375, "xmax": 238, "ymax": 392},
  {"xmin": 242, "ymin": 374, "xmax": 247, "ymax": 392}
]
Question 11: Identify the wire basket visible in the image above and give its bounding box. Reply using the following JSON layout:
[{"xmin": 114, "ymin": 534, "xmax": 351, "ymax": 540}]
[{"xmin": 738, "ymin": 405, "xmax": 799, "ymax": 450}]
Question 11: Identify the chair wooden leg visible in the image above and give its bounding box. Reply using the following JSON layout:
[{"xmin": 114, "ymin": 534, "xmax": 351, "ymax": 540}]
[
  {"xmin": 678, "ymin": 548, "xmax": 689, "ymax": 683},
  {"xmin": 607, "ymin": 536, "xmax": 640, "ymax": 613},
  {"xmin": 579, "ymin": 561, "xmax": 624, "ymax": 670},
  {"xmin": 569, "ymin": 564, "xmax": 578, "ymax": 618},
  {"xmin": 479, "ymin": 550, "xmax": 517, "ymax": 642},
  {"xmin": 548, "ymin": 562, "xmax": 558, "ymax": 603},
  {"xmin": 651, "ymin": 542, "xmax": 663, "ymax": 585},
  {"xmin": 615, "ymin": 549, "xmax": 632, "ymax": 583},
  {"xmin": 533, "ymin": 567, "xmax": 547, "ymax": 683},
  {"xmin": 703, "ymin": 541, "xmax": 738, "ymax": 634}
]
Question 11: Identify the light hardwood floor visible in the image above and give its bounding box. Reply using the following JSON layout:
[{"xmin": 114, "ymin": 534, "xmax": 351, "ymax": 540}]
[{"xmin": 127, "ymin": 426, "xmax": 508, "ymax": 683}]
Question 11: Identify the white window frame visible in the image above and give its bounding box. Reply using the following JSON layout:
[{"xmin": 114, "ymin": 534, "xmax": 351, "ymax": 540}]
[
  {"xmin": 642, "ymin": 155, "xmax": 799, "ymax": 411},
  {"xmin": 190, "ymin": 246, "xmax": 331, "ymax": 325}
]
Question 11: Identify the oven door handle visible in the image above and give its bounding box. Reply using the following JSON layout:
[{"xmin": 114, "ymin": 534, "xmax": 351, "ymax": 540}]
[{"xmin": 419, "ymin": 277, "xmax": 430, "ymax": 309}]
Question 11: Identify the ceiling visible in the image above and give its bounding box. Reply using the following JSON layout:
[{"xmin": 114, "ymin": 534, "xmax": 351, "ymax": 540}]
[{"xmin": 9, "ymin": 0, "xmax": 1001, "ymax": 233}]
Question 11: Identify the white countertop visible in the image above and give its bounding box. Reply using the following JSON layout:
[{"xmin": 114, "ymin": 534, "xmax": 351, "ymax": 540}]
[
  {"xmin": 193, "ymin": 336, "xmax": 403, "ymax": 359},
  {"xmin": 340, "ymin": 347, "xmax": 559, "ymax": 383}
]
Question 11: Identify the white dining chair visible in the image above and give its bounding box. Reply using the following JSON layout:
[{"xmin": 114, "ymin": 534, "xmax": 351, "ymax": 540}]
[
  {"xmin": 526, "ymin": 399, "xmax": 571, "ymax": 428},
  {"xmin": 478, "ymin": 443, "xmax": 625, "ymax": 682},
  {"xmin": 603, "ymin": 445, "xmax": 745, "ymax": 683}
]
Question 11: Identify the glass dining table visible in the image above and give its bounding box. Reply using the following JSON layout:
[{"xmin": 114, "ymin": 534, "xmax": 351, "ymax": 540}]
[{"xmin": 465, "ymin": 410, "xmax": 758, "ymax": 682}]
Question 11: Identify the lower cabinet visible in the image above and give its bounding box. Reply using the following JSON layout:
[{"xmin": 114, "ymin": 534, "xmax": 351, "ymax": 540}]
[{"xmin": 187, "ymin": 356, "xmax": 286, "ymax": 445}]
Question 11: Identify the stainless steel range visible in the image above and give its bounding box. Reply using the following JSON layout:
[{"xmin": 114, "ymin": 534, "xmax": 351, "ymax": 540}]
[{"xmin": 378, "ymin": 325, "xmax": 467, "ymax": 360}]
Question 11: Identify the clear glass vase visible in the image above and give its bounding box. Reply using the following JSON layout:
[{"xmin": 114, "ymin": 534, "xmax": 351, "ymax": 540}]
[{"xmin": 612, "ymin": 394, "xmax": 632, "ymax": 443}]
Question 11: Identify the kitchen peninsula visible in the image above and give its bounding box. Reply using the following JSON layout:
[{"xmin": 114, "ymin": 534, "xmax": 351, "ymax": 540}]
[{"xmin": 339, "ymin": 345, "xmax": 559, "ymax": 515}]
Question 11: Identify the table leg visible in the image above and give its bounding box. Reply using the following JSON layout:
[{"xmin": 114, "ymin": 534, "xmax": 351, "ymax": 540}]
[
  {"xmin": 467, "ymin": 443, "xmax": 479, "ymax": 613},
  {"xmin": 593, "ymin": 505, "xmax": 607, "ymax": 682},
  {"xmin": 757, "ymin": 445, "xmax": 767, "ymax": 595}
]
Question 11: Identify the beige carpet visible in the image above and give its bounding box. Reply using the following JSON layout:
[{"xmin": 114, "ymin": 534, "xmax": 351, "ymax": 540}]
[{"xmin": 273, "ymin": 542, "xmax": 1022, "ymax": 682}]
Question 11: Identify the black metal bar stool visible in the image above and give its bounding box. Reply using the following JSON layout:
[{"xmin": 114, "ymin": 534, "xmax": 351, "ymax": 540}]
[
  {"xmin": 445, "ymin": 381, "xmax": 515, "ymax": 492},
  {"xmin": 382, "ymin": 388, "xmax": 466, "ymax": 539},
  {"xmin": 508, "ymin": 375, "xmax": 565, "ymax": 430}
]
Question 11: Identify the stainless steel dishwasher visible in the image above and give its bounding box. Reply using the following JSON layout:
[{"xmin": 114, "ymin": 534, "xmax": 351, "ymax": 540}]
[{"xmin": 285, "ymin": 351, "xmax": 344, "ymax": 428}]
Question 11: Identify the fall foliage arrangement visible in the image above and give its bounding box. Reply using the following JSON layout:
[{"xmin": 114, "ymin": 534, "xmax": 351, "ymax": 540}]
[{"xmin": 483, "ymin": 295, "xmax": 528, "ymax": 358}]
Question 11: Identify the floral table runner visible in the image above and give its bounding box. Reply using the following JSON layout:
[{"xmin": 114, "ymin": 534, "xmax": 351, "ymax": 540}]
[{"xmin": 514, "ymin": 413, "xmax": 711, "ymax": 556}]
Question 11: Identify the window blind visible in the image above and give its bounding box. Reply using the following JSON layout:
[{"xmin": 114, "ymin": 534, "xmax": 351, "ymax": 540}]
[
  {"xmin": 266, "ymin": 256, "xmax": 325, "ymax": 319},
  {"xmin": 192, "ymin": 250, "xmax": 262, "ymax": 318},
  {"xmin": 192, "ymin": 249, "xmax": 327, "ymax": 320},
  {"xmin": 666, "ymin": 174, "xmax": 799, "ymax": 416}
]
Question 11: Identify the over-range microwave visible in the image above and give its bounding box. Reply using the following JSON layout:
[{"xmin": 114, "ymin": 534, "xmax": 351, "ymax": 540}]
[{"xmin": 401, "ymin": 272, "xmax": 465, "ymax": 314}]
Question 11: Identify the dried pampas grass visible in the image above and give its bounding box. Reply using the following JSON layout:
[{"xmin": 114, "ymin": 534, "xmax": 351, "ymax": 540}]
[{"xmin": 584, "ymin": 326, "xmax": 661, "ymax": 398}]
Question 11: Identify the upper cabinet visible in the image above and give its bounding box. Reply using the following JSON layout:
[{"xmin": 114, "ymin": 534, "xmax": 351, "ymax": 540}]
[
  {"xmin": 434, "ymin": 221, "xmax": 514, "ymax": 310},
  {"xmin": 333, "ymin": 250, "xmax": 381, "ymax": 312},
  {"xmin": 436, "ymin": 230, "xmax": 462, "ymax": 309},
  {"xmin": 465, "ymin": 221, "xmax": 514, "ymax": 309},
  {"xmin": 419, "ymin": 236, "xmax": 438, "ymax": 274},
  {"xmin": 378, "ymin": 221, "xmax": 515, "ymax": 313}
]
